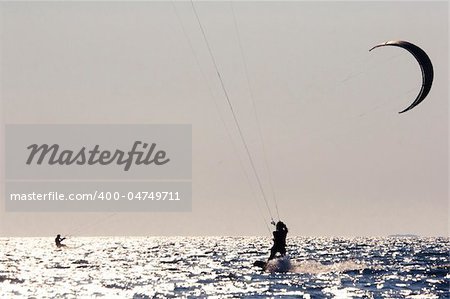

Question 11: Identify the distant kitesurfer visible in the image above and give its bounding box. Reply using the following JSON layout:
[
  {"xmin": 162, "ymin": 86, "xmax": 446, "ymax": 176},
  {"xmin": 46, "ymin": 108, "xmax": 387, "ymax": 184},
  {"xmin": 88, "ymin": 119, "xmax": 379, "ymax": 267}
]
[
  {"xmin": 55, "ymin": 234, "xmax": 66, "ymax": 248},
  {"xmin": 268, "ymin": 221, "xmax": 288, "ymax": 260}
]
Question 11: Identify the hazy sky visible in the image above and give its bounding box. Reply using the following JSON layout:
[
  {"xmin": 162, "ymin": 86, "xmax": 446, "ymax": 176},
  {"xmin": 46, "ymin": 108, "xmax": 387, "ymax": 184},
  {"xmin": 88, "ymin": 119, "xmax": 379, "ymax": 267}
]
[{"xmin": 1, "ymin": 1, "xmax": 448, "ymax": 237}]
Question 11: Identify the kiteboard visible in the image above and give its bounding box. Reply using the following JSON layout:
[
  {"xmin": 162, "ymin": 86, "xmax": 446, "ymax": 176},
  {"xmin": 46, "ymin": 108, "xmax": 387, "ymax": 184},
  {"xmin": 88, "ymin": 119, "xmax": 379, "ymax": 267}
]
[
  {"xmin": 254, "ymin": 256, "xmax": 292, "ymax": 272},
  {"xmin": 253, "ymin": 260, "xmax": 267, "ymax": 270}
]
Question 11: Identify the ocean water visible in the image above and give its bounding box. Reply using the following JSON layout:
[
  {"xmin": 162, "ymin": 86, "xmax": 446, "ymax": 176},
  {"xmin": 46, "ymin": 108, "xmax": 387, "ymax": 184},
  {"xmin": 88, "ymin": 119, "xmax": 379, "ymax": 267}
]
[{"xmin": 0, "ymin": 236, "xmax": 448, "ymax": 298}]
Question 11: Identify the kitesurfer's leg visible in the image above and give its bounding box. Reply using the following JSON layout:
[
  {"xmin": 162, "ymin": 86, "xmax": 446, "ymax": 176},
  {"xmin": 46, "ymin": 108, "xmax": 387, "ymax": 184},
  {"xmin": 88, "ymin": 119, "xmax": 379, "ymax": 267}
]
[{"xmin": 268, "ymin": 247, "xmax": 276, "ymax": 260}]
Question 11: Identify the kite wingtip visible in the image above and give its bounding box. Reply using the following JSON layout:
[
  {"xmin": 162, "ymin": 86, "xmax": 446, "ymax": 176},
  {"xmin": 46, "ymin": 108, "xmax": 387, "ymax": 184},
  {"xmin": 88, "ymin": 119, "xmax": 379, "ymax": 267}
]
[{"xmin": 398, "ymin": 108, "xmax": 410, "ymax": 114}]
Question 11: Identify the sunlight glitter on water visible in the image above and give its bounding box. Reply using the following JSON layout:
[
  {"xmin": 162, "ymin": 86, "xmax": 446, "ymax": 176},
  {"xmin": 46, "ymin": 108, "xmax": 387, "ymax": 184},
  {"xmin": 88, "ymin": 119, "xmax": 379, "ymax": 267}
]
[{"xmin": 0, "ymin": 236, "xmax": 448, "ymax": 298}]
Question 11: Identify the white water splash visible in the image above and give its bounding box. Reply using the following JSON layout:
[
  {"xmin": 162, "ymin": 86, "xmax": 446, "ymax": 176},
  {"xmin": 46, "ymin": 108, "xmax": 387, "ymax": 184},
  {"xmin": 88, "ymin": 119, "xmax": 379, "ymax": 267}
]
[{"xmin": 264, "ymin": 256, "xmax": 367, "ymax": 274}]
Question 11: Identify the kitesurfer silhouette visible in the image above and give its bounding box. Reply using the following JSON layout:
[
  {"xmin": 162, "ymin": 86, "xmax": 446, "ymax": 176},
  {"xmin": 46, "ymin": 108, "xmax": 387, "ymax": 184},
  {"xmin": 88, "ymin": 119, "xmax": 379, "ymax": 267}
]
[
  {"xmin": 55, "ymin": 234, "xmax": 66, "ymax": 248},
  {"xmin": 268, "ymin": 221, "xmax": 288, "ymax": 260}
]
